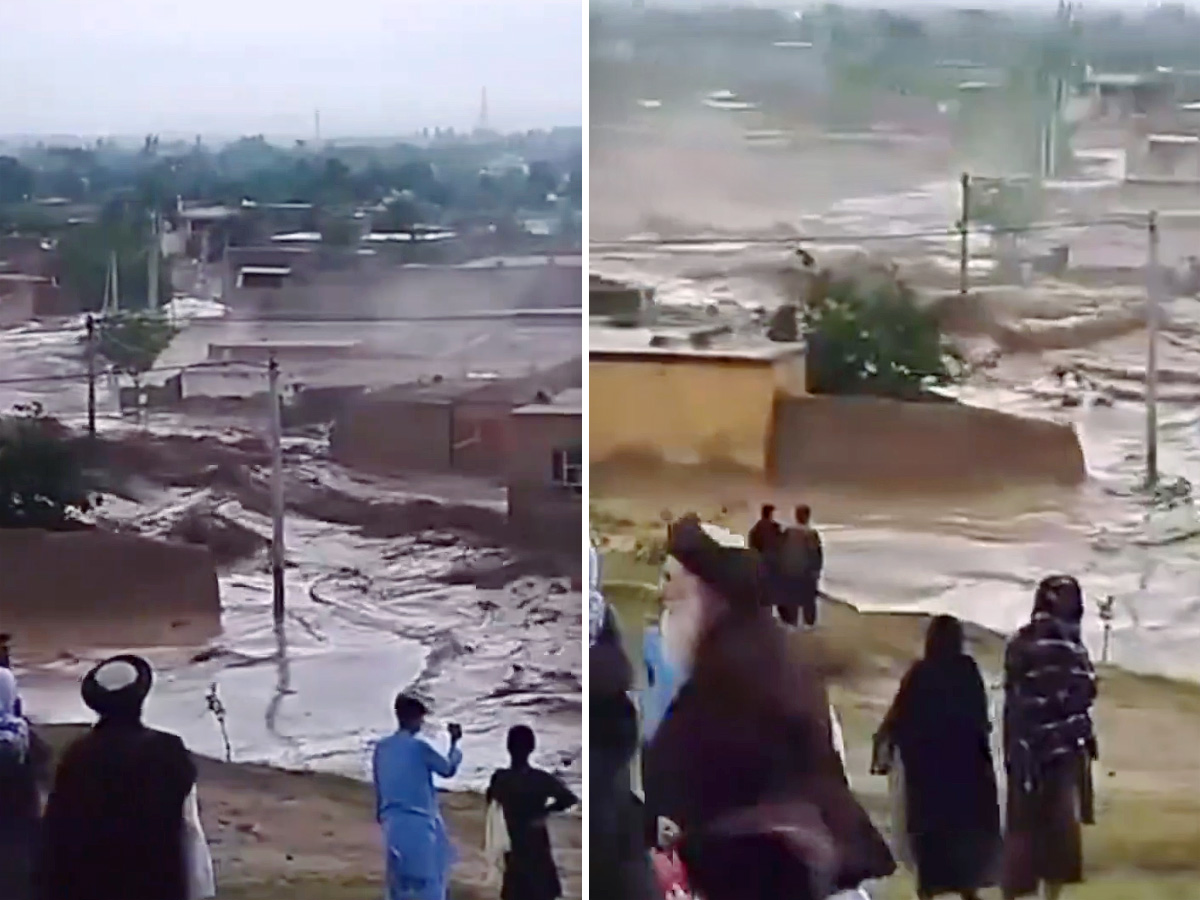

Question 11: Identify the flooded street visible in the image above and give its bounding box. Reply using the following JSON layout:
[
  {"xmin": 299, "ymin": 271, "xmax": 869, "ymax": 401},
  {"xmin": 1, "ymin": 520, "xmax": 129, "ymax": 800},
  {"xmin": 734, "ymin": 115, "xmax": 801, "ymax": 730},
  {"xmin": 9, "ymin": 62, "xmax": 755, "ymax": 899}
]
[
  {"xmin": 0, "ymin": 315, "xmax": 582, "ymax": 791},
  {"xmin": 592, "ymin": 129, "xmax": 1200, "ymax": 682}
]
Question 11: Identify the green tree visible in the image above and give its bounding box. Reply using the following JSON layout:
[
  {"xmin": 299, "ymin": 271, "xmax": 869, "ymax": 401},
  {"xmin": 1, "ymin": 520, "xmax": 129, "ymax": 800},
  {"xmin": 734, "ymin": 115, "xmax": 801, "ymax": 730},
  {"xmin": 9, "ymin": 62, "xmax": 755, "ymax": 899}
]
[
  {"xmin": 0, "ymin": 403, "xmax": 94, "ymax": 530},
  {"xmin": 802, "ymin": 270, "xmax": 958, "ymax": 398},
  {"xmin": 96, "ymin": 312, "xmax": 180, "ymax": 391},
  {"xmin": 57, "ymin": 220, "xmax": 172, "ymax": 311},
  {"xmin": 0, "ymin": 156, "xmax": 34, "ymax": 205}
]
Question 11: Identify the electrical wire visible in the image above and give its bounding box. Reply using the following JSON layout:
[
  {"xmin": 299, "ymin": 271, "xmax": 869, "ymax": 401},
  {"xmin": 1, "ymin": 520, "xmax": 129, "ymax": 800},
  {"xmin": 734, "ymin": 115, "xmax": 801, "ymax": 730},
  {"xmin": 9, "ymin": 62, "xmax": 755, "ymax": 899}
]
[
  {"xmin": 0, "ymin": 359, "xmax": 266, "ymax": 389},
  {"xmin": 590, "ymin": 215, "xmax": 1147, "ymax": 249}
]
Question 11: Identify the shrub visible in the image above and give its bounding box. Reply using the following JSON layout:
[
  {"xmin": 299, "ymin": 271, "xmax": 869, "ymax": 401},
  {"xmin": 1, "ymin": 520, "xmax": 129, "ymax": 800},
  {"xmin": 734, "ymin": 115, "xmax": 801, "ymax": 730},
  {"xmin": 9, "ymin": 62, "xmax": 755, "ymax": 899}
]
[
  {"xmin": 0, "ymin": 404, "xmax": 94, "ymax": 529},
  {"xmin": 802, "ymin": 269, "xmax": 960, "ymax": 398}
]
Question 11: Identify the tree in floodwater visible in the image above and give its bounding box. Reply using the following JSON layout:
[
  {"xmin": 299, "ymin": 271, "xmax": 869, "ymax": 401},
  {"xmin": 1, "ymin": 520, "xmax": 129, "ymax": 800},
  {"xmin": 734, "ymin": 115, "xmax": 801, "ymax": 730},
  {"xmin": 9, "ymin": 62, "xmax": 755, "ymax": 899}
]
[
  {"xmin": 96, "ymin": 311, "xmax": 180, "ymax": 392},
  {"xmin": 0, "ymin": 403, "xmax": 95, "ymax": 530},
  {"xmin": 801, "ymin": 268, "xmax": 960, "ymax": 398}
]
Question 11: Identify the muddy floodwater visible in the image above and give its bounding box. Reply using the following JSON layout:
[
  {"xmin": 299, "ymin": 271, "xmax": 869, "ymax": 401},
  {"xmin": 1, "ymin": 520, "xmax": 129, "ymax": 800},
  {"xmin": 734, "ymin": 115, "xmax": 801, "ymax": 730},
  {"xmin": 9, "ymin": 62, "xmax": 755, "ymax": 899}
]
[
  {"xmin": 592, "ymin": 125, "xmax": 1200, "ymax": 682},
  {"xmin": 0, "ymin": 316, "xmax": 582, "ymax": 790}
]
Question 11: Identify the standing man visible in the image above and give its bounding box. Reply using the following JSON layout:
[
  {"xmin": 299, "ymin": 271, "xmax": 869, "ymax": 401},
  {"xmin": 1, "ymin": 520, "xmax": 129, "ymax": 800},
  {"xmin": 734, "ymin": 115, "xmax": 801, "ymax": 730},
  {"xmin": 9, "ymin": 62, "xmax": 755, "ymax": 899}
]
[
  {"xmin": 749, "ymin": 504, "xmax": 785, "ymax": 613},
  {"xmin": 777, "ymin": 504, "xmax": 825, "ymax": 628},
  {"xmin": 36, "ymin": 654, "xmax": 210, "ymax": 900},
  {"xmin": 643, "ymin": 515, "xmax": 894, "ymax": 900},
  {"xmin": 373, "ymin": 694, "xmax": 463, "ymax": 900}
]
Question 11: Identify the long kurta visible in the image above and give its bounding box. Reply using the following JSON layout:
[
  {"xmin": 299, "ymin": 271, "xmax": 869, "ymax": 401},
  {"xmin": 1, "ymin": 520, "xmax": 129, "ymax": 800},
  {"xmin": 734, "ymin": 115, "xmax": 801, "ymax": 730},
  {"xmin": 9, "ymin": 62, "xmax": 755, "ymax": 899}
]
[
  {"xmin": 487, "ymin": 765, "xmax": 577, "ymax": 900},
  {"xmin": 373, "ymin": 732, "xmax": 463, "ymax": 900}
]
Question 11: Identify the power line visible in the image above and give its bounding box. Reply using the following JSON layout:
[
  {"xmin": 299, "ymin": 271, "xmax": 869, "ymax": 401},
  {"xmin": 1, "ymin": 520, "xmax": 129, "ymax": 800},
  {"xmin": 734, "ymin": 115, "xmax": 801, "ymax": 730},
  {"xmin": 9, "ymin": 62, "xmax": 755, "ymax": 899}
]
[
  {"xmin": 590, "ymin": 215, "xmax": 1144, "ymax": 250},
  {"xmin": 0, "ymin": 359, "xmax": 266, "ymax": 389}
]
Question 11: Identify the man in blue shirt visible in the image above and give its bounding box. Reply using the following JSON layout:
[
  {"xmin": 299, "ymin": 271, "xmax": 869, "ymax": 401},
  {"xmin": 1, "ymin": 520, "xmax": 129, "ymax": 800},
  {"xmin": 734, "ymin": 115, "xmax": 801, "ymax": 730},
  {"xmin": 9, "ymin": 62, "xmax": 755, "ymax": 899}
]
[{"xmin": 372, "ymin": 693, "xmax": 463, "ymax": 900}]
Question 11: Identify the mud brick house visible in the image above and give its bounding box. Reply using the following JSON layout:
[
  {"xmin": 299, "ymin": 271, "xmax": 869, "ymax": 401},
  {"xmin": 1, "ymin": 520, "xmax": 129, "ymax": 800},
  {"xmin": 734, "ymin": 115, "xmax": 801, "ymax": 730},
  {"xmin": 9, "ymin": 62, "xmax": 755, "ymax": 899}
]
[
  {"xmin": 506, "ymin": 388, "xmax": 582, "ymax": 547},
  {"xmin": 329, "ymin": 356, "xmax": 582, "ymax": 477}
]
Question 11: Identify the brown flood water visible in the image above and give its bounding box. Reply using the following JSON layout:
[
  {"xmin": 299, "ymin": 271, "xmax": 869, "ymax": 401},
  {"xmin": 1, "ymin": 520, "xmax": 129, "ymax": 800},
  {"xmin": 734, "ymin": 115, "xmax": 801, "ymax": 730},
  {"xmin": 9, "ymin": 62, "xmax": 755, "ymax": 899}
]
[
  {"xmin": 591, "ymin": 124, "xmax": 1200, "ymax": 682},
  {"xmin": 0, "ymin": 318, "xmax": 582, "ymax": 790}
]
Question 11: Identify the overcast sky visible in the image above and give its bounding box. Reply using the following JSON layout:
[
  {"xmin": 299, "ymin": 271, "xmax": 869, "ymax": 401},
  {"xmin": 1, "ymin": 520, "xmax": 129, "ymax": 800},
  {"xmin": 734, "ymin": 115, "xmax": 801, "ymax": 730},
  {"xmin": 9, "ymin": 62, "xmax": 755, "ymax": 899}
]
[{"xmin": 0, "ymin": 0, "xmax": 582, "ymax": 138}]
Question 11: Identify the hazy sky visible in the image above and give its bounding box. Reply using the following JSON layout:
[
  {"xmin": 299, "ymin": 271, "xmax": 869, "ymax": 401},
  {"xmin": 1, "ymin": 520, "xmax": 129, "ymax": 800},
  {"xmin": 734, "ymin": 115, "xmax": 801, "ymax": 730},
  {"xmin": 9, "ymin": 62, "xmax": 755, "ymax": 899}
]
[{"xmin": 1, "ymin": 0, "xmax": 581, "ymax": 137}]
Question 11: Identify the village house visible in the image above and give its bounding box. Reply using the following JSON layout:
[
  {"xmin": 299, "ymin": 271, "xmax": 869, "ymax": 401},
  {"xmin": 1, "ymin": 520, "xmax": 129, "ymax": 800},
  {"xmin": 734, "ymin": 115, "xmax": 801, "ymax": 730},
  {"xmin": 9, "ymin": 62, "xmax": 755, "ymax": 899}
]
[{"xmin": 506, "ymin": 388, "xmax": 582, "ymax": 548}]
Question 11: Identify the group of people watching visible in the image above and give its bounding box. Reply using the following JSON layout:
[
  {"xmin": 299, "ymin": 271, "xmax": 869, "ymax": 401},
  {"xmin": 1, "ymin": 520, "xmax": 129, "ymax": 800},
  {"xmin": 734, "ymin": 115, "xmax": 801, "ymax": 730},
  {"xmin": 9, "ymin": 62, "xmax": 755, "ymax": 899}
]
[
  {"xmin": 0, "ymin": 653, "xmax": 214, "ymax": 900},
  {"xmin": 375, "ymin": 693, "xmax": 578, "ymax": 900},
  {"xmin": 878, "ymin": 575, "xmax": 1097, "ymax": 900},
  {"xmin": 590, "ymin": 514, "xmax": 1099, "ymax": 900},
  {"xmin": 748, "ymin": 503, "xmax": 824, "ymax": 627},
  {"xmin": 0, "ymin": 653, "xmax": 578, "ymax": 900}
]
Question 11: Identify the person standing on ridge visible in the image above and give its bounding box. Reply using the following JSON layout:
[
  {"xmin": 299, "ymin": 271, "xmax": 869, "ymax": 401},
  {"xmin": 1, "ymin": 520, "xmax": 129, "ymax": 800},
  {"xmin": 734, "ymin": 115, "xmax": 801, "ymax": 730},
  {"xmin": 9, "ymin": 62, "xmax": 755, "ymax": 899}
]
[
  {"xmin": 642, "ymin": 515, "xmax": 894, "ymax": 900},
  {"xmin": 777, "ymin": 504, "xmax": 824, "ymax": 628},
  {"xmin": 35, "ymin": 654, "xmax": 214, "ymax": 900},
  {"xmin": 0, "ymin": 668, "xmax": 49, "ymax": 900},
  {"xmin": 1001, "ymin": 576, "xmax": 1097, "ymax": 900},
  {"xmin": 373, "ymin": 694, "xmax": 463, "ymax": 900},
  {"xmin": 874, "ymin": 615, "xmax": 1001, "ymax": 900},
  {"xmin": 486, "ymin": 725, "xmax": 577, "ymax": 900},
  {"xmin": 589, "ymin": 543, "xmax": 656, "ymax": 900},
  {"xmin": 748, "ymin": 504, "xmax": 785, "ymax": 611}
]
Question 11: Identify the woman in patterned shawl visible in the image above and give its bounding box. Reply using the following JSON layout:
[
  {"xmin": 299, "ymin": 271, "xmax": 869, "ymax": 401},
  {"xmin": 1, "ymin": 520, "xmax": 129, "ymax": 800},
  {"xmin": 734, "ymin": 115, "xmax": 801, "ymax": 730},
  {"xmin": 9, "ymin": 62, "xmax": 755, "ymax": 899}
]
[{"xmin": 1001, "ymin": 575, "xmax": 1098, "ymax": 900}]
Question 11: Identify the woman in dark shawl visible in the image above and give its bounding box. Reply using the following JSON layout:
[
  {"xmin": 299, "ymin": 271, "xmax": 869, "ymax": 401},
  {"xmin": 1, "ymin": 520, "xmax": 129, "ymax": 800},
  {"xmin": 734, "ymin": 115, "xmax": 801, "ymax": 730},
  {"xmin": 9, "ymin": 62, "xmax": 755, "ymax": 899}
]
[
  {"xmin": 35, "ymin": 654, "xmax": 198, "ymax": 900},
  {"xmin": 875, "ymin": 615, "xmax": 1000, "ymax": 900},
  {"xmin": 1001, "ymin": 576, "xmax": 1097, "ymax": 900},
  {"xmin": 589, "ymin": 545, "xmax": 656, "ymax": 900},
  {"xmin": 487, "ymin": 725, "xmax": 578, "ymax": 900}
]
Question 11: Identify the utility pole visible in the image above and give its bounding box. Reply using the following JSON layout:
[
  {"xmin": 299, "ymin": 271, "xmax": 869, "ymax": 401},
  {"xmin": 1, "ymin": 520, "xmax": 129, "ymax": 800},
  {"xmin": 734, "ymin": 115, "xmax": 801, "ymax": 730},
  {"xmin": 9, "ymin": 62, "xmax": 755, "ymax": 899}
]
[
  {"xmin": 110, "ymin": 250, "xmax": 120, "ymax": 314},
  {"xmin": 1145, "ymin": 211, "xmax": 1161, "ymax": 490},
  {"xmin": 267, "ymin": 355, "xmax": 286, "ymax": 624},
  {"xmin": 85, "ymin": 315, "xmax": 97, "ymax": 438},
  {"xmin": 147, "ymin": 210, "xmax": 160, "ymax": 312},
  {"xmin": 958, "ymin": 172, "xmax": 971, "ymax": 295}
]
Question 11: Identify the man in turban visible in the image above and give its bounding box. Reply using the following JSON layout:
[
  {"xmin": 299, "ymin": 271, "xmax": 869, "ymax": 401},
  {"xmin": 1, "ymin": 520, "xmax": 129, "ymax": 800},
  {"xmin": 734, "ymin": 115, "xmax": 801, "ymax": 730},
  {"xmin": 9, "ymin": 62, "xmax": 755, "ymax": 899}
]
[
  {"xmin": 642, "ymin": 515, "xmax": 895, "ymax": 900},
  {"xmin": 35, "ymin": 654, "xmax": 212, "ymax": 900}
]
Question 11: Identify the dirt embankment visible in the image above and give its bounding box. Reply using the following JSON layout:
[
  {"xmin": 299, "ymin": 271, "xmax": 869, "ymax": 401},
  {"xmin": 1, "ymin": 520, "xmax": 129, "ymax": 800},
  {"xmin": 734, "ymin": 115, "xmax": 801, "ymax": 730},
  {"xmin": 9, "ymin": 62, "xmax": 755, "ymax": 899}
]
[{"xmin": 39, "ymin": 724, "xmax": 581, "ymax": 900}]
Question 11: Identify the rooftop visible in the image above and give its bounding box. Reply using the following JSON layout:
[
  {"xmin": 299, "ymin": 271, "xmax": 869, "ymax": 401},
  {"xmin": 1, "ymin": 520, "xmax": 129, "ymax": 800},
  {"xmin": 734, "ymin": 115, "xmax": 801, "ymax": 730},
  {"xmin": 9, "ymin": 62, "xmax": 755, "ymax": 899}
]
[
  {"xmin": 1148, "ymin": 133, "xmax": 1200, "ymax": 145},
  {"xmin": 513, "ymin": 387, "xmax": 583, "ymax": 417},
  {"xmin": 179, "ymin": 205, "xmax": 239, "ymax": 222},
  {"xmin": 589, "ymin": 323, "xmax": 805, "ymax": 364},
  {"xmin": 1085, "ymin": 72, "xmax": 1164, "ymax": 88}
]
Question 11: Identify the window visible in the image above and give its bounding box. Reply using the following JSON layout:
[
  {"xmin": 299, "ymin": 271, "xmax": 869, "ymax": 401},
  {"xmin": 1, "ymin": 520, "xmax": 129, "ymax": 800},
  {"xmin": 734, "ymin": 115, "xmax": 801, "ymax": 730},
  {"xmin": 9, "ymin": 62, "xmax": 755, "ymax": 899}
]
[{"xmin": 551, "ymin": 445, "xmax": 581, "ymax": 494}]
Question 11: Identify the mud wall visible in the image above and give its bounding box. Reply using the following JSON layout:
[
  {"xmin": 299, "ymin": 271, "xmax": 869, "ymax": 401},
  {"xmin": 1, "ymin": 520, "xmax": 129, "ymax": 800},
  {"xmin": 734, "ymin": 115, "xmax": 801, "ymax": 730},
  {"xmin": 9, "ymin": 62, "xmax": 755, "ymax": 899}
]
[
  {"xmin": 227, "ymin": 260, "xmax": 582, "ymax": 320},
  {"xmin": 771, "ymin": 395, "xmax": 1087, "ymax": 489},
  {"xmin": 590, "ymin": 357, "xmax": 779, "ymax": 471},
  {"xmin": 0, "ymin": 529, "xmax": 220, "ymax": 626},
  {"xmin": 331, "ymin": 400, "xmax": 454, "ymax": 474}
]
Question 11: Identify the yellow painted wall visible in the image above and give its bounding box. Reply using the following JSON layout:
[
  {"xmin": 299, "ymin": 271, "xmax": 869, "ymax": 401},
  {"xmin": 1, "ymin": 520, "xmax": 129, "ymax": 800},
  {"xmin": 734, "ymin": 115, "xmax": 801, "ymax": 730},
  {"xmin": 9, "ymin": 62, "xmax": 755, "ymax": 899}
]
[{"xmin": 590, "ymin": 358, "xmax": 781, "ymax": 471}]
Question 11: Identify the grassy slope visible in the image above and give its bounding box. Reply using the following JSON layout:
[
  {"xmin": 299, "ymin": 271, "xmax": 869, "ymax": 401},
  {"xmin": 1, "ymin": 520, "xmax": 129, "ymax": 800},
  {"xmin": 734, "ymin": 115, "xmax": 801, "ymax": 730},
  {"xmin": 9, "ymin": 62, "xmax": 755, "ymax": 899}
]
[{"xmin": 595, "ymin": 502, "xmax": 1200, "ymax": 900}]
